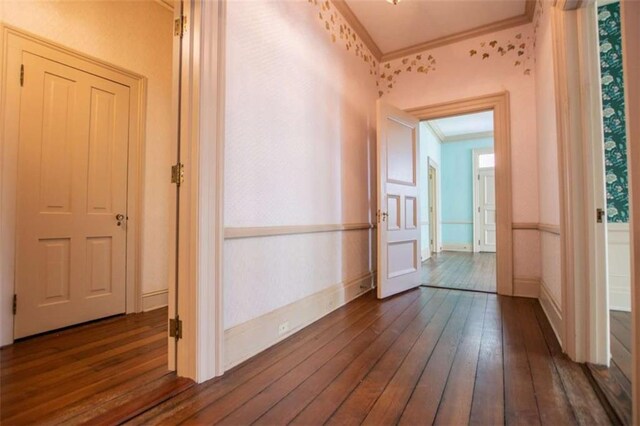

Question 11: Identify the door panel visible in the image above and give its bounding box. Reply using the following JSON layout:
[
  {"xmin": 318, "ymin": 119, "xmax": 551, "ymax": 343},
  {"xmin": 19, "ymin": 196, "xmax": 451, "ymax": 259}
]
[
  {"xmin": 15, "ymin": 52, "xmax": 130, "ymax": 338},
  {"xmin": 377, "ymin": 101, "xmax": 421, "ymax": 299}
]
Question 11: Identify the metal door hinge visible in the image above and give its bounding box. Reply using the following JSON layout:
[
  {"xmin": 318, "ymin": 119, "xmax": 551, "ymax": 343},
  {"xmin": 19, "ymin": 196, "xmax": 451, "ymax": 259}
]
[
  {"xmin": 12, "ymin": 294, "xmax": 17, "ymax": 315},
  {"xmin": 169, "ymin": 316, "xmax": 182, "ymax": 339},
  {"xmin": 174, "ymin": 15, "xmax": 187, "ymax": 37},
  {"xmin": 20, "ymin": 64, "xmax": 24, "ymax": 87},
  {"xmin": 596, "ymin": 208, "xmax": 605, "ymax": 223},
  {"xmin": 171, "ymin": 163, "xmax": 184, "ymax": 186}
]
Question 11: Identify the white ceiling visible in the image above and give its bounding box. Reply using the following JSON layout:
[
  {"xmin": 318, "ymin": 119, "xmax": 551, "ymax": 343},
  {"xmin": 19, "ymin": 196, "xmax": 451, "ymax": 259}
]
[
  {"xmin": 345, "ymin": 0, "xmax": 527, "ymax": 54},
  {"xmin": 427, "ymin": 111, "xmax": 494, "ymax": 141}
]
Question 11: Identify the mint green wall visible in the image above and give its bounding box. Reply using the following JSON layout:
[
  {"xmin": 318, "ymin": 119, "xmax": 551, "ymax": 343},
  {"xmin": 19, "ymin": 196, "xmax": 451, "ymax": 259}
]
[
  {"xmin": 441, "ymin": 138, "xmax": 493, "ymax": 245},
  {"xmin": 419, "ymin": 123, "xmax": 441, "ymax": 259}
]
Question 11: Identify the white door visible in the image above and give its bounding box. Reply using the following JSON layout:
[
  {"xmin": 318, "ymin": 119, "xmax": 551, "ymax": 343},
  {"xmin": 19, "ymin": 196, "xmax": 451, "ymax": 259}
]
[
  {"xmin": 15, "ymin": 52, "xmax": 130, "ymax": 338},
  {"xmin": 376, "ymin": 101, "xmax": 421, "ymax": 299},
  {"xmin": 477, "ymin": 168, "xmax": 496, "ymax": 252}
]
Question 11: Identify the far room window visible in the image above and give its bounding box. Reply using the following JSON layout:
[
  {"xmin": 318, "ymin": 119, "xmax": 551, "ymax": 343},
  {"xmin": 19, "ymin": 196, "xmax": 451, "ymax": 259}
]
[{"xmin": 478, "ymin": 153, "xmax": 495, "ymax": 169}]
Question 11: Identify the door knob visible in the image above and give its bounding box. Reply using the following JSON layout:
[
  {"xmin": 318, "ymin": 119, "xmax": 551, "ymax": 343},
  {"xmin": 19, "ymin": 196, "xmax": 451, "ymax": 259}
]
[{"xmin": 116, "ymin": 213, "xmax": 125, "ymax": 226}]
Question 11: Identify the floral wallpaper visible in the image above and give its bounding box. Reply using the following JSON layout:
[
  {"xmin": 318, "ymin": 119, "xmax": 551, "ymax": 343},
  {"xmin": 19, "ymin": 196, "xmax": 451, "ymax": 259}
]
[{"xmin": 598, "ymin": 2, "xmax": 629, "ymax": 223}]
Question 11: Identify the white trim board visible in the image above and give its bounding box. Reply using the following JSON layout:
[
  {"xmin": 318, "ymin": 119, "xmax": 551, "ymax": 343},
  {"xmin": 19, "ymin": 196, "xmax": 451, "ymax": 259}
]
[
  {"xmin": 142, "ymin": 289, "xmax": 169, "ymax": 312},
  {"xmin": 224, "ymin": 272, "xmax": 374, "ymax": 370},
  {"xmin": 540, "ymin": 279, "xmax": 563, "ymax": 347},
  {"xmin": 513, "ymin": 277, "xmax": 540, "ymax": 298},
  {"xmin": 441, "ymin": 243, "xmax": 473, "ymax": 252},
  {"xmin": 608, "ymin": 223, "xmax": 631, "ymax": 311}
]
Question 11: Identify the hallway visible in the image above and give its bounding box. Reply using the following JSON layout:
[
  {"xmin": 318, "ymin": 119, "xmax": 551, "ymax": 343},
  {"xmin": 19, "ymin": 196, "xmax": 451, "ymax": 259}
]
[{"xmin": 422, "ymin": 252, "xmax": 497, "ymax": 293}]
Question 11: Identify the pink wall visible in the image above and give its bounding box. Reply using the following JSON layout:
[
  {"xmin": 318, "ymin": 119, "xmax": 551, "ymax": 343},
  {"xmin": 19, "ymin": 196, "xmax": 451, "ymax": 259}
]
[
  {"xmin": 380, "ymin": 23, "xmax": 541, "ymax": 280},
  {"xmin": 534, "ymin": 1, "xmax": 562, "ymax": 306},
  {"xmin": 223, "ymin": 0, "xmax": 377, "ymax": 329}
]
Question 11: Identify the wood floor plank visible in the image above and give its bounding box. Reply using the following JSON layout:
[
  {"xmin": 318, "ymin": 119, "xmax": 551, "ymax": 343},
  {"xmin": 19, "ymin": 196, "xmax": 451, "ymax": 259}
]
[
  {"xmin": 502, "ymin": 296, "xmax": 541, "ymax": 426},
  {"xmin": 361, "ymin": 292, "xmax": 475, "ymax": 425},
  {"xmin": 254, "ymin": 289, "xmax": 441, "ymax": 425},
  {"xmin": 185, "ymin": 291, "xmax": 422, "ymax": 424},
  {"xmin": 469, "ymin": 295, "xmax": 504, "ymax": 426},
  {"xmin": 422, "ymin": 252, "xmax": 496, "ymax": 293},
  {"xmin": 0, "ymin": 307, "xmax": 184, "ymax": 426},
  {"xmin": 400, "ymin": 293, "xmax": 487, "ymax": 426},
  {"xmin": 175, "ymin": 290, "xmax": 421, "ymax": 425},
  {"xmin": 432, "ymin": 293, "xmax": 489, "ymax": 425},
  {"xmin": 127, "ymin": 293, "xmax": 377, "ymax": 426},
  {"xmin": 532, "ymin": 302, "xmax": 612, "ymax": 425},
  {"xmin": 587, "ymin": 363, "xmax": 631, "ymax": 425},
  {"xmin": 516, "ymin": 298, "xmax": 576, "ymax": 425},
  {"xmin": 325, "ymin": 290, "xmax": 462, "ymax": 426},
  {"xmin": 3, "ymin": 288, "xmax": 611, "ymax": 426}
]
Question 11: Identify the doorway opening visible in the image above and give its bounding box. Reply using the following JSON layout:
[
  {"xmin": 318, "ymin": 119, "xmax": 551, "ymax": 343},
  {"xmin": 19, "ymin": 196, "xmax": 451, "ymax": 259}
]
[
  {"xmin": 583, "ymin": 1, "xmax": 633, "ymax": 423},
  {"xmin": 419, "ymin": 111, "xmax": 497, "ymax": 293}
]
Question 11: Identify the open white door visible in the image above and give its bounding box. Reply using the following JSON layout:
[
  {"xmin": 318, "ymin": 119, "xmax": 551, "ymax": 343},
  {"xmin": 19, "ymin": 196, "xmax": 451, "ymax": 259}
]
[{"xmin": 376, "ymin": 100, "xmax": 421, "ymax": 299}]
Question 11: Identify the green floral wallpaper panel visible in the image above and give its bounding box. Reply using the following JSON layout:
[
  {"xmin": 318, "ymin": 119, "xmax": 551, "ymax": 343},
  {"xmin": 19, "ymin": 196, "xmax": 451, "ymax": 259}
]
[{"xmin": 598, "ymin": 2, "xmax": 629, "ymax": 223}]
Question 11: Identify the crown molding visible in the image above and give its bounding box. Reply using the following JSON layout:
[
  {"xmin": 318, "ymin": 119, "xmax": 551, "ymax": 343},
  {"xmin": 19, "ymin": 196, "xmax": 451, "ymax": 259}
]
[
  {"xmin": 525, "ymin": 0, "xmax": 536, "ymax": 20},
  {"xmin": 154, "ymin": 0, "xmax": 174, "ymax": 12},
  {"xmin": 381, "ymin": 7, "xmax": 534, "ymax": 62},
  {"xmin": 330, "ymin": 0, "xmax": 383, "ymax": 62},
  {"xmin": 426, "ymin": 122, "xmax": 493, "ymax": 143},
  {"xmin": 441, "ymin": 130, "xmax": 495, "ymax": 143},
  {"xmin": 425, "ymin": 122, "xmax": 446, "ymax": 142},
  {"xmin": 331, "ymin": 0, "xmax": 536, "ymax": 63}
]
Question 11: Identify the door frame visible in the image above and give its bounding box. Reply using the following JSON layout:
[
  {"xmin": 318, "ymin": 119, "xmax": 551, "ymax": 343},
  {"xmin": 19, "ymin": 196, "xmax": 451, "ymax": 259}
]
[
  {"xmin": 0, "ymin": 26, "xmax": 146, "ymax": 345},
  {"xmin": 620, "ymin": 0, "xmax": 640, "ymax": 421},
  {"xmin": 173, "ymin": 0, "xmax": 226, "ymax": 382},
  {"xmin": 407, "ymin": 92, "xmax": 513, "ymax": 296},
  {"xmin": 427, "ymin": 158, "xmax": 440, "ymax": 255},
  {"xmin": 472, "ymin": 147, "xmax": 496, "ymax": 253}
]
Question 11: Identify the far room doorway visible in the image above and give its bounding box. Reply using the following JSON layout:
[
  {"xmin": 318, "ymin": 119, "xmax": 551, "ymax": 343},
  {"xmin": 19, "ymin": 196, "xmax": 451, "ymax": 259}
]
[{"xmin": 419, "ymin": 111, "xmax": 497, "ymax": 293}]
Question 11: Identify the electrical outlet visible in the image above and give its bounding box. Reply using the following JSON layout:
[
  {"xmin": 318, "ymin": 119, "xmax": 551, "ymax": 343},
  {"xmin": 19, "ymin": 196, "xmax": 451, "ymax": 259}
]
[{"xmin": 278, "ymin": 321, "xmax": 289, "ymax": 336}]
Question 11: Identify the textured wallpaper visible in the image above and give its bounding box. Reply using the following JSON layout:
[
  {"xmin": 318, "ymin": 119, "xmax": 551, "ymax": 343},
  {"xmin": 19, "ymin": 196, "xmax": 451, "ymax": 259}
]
[{"xmin": 598, "ymin": 2, "xmax": 629, "ymax": 223}]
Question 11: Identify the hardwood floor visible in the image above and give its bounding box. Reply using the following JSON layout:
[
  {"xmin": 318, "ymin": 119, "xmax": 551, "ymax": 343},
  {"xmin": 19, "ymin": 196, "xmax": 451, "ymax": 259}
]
[
  {"xmin": 588, "ymin": 310, "xmax": 632, "ymax": 425},
  {"xmin": 127, "ymin": 288, "xmax": 610, "ymax": 425},
  {"xmin": 0, "ymin": 307, "xmax": 192, "ymax": 425},
  {"xmin": 421, "ymin": 251, "xmax": 496, "ymax": 293},
  {"xmin": 1, "ymin": 289, "xmax": 612, "ymax": 425}
]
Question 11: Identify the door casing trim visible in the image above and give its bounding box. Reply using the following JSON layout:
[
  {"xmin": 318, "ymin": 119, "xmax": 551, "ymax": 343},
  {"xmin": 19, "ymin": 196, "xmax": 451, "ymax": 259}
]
[{"xmin": 407, "ymin": 92, "xmax": 513, "ymax": 296}]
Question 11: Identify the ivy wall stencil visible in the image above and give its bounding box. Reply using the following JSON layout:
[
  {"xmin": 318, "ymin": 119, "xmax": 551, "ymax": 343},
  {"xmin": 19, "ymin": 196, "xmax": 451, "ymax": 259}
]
[
  {"xmin": 598, "ymin": 2, "xmax": 629, "ymax": 223},
  {"xmin": 308, "ymin": 0, "xmax": 378, "ymax": 78},
  {"xmin": 468, "ymin": 31, "xmax": 533, "ymax": 75},
  {"xmin": 377, "ymin": 53, "xmax": 437, "ymax": 97}
]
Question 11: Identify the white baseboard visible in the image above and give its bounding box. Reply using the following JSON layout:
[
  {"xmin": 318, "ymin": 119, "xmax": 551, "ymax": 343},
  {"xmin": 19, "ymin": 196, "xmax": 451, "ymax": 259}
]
[
  {"xmin": 224, "ymin": 272, "xmax": 374, "ymax": 370},
  {"xmin": 539, "ymin": 279, "xmax": 563, "ymax": 346},
  {"xmin": 607, "ymin": 223, "xmax": 631, "ymax": 311},
  {"xmin": 142, "ymin": 289, "xmax": 168, "ymax": 312},
  {"xmin": 421, "ymin": 247, "xmax": 431, "ymax": 262},
  {"xmin": 441, "ymin": 243, "xmax": 472, "ymax": 252},
  {"xmin": 513, "ymin": 277, "xmax": 540, "ymax": 298}
]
